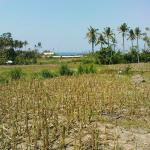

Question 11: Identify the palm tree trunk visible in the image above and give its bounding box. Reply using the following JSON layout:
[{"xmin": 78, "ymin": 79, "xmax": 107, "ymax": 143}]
[
  {"xmin": 123, "ymin": 34, "xmax": 125, "ymax": 51},
  {"xmin": 107, "ymin": 38, "xmax": 109, "ymax": 47},
  {"xmin": 101, "ymin": 43, "xmax": 103, "ymax": 49},
  {"xmin": 92, "ymin": 42, "xmax": 94, "ymax": 53},
  {"xmin": 114, "ymin": 44, "xmax": 115, "ymax": 51},
  {"xmin": 144, "ymin": 43, "xmax": 146, "ymax": 51},
  {"xmin": 137, "ymin": 38, "xmax": 140, "ymax": 63},
  {"xmin": 131, "ymin": 40, "xmax": 133, "ymax": 49}
]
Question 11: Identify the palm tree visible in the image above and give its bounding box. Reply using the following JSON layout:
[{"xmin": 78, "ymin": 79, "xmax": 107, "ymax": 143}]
[
  {"xmin": 118, "ymin": 23, "xmax": 129, "ymax": 51},
  {"xmin": 38, "ymin": 42, "xmax": 42, "ymax": 48},
  {"xmin": 143, "ymin": 27, "xmax": 150, "ymax": 50},
  {"xmin": 145, "ymin": 27, "xmax": 150, "ymax": 32},
  {"xmin": 18, "ymin": 41, "xmax": 23, "ymax": 50},
  {"xmin": 128, "ymin": 29, "xmax": 135, "ymax": 49},
  {"xmin": 13, "ymin": 40, "xmax": 19, "ymax": 50},
  {"xmin": 24, "ymin": 40, "xmax": 28, "ymax": 51},
  {"xmin": 111, "ymin": 35, "xmax": 117, "ymax": 51},
  {"xmin": 86, "ymin": 26, "xmax": 99, "ymax": 53},
  {"xmin": 103, "ymin": 27, "xmax": 113, "ymax": 47},
  {"xmin": 134, "ymin": 27, "xmax": 142, "ymax": 63},
  {"xmin": 96, "ymin": 33, "xmax": 107, "ymax": 49},
  {"xmin": 143, "ymin": 36, "xmax": 148, "ymax": 50}
]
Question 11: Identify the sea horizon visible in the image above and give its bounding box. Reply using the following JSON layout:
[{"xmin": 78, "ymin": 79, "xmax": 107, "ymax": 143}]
[{"xmin": 54, "ymin": 51, "xmax": 87, "ymax": 56}]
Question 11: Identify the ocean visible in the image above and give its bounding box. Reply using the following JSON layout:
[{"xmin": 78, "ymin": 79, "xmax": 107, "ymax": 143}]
[{"xmin": 55, "ymin": 51, "xmax": 87, "ymax": 56}]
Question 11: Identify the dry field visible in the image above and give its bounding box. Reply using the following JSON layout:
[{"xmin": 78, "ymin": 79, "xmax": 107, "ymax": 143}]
[{"xmin": 0, "ymin": 65, "xmax": 150, "ymax": 149}]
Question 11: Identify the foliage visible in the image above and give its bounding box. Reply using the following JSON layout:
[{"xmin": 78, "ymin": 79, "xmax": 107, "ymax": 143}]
[
  {"xmin": 0, "ymin": 48, "xmax": 16, "ymax": 64},
  {"xmin": 14, "ymin": 50, "xmax": 37, "ymax": 65},
  {"xmin": 0, "ymin": 32, "xmax": 39, "ymax": 65},
  {"xmin": 9, "ymin": 68, "xmax": 23, "ymax": 80},
  {"xmin": 40, "ymin": 69, "xmax": 54, "ymax": 79},
  {"xmin": 59, "ymin": 64, "xmax": 74, "ymax": 76},
  {"xmin": 140, "ymin": 50, "xmax": 150, "ymax": 62},
  {"xmin": 95, "ymin": 47, "xmax": 114, "ymax": 64},
  {"xmin": 77, "ymin": 64, "xmax": 96, "ymax": 74},
  {"xmin": 86, "ymin": 26, "xmax": 99, "ymax": 53}
]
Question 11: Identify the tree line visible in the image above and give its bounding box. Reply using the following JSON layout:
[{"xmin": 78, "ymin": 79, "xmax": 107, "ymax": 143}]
[
  {"xmin": 86, "ymin": 23, "xmax": 150, "ymax": 64},
  {"xmin": 0, "ymin": 32, "xmax": 41, "ymax": 65}
]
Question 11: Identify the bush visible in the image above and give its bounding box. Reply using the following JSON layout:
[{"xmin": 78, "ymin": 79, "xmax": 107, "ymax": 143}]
[
  {"xmin": 40, "ymin": 69, "xmax": 54, "ymax": 79},
  {"xmin": 77, "ymin": 64, "xmax": 96, "ymax": 74},
  {"xmin": 14, "ymin": 50, "xmax": 37, "ymax": 65},
  {"xmin": 59, "ymin": 64, "xmax": 73, "ymax": 76},
  {"xmin": 89, "ymin": 64, "xmax": 96, "ymax": 73},
  {"xmin": 77, "ymin": 65, "xmax": 85, "ymax": 74},
  {"xmin": 10, "ymin": 68, "xmax": 23, "ymax": 80}
]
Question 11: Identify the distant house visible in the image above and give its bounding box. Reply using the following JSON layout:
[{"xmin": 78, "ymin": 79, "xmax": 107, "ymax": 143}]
[{"xmin": 42, "ymin": 51, "xmax": 54, "ymax": 58}]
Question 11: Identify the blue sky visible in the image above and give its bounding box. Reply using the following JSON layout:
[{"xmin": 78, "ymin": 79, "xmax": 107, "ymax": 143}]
[{"xmin": 0, "ymin": 0, "xmax": 150, "ymax": 52}]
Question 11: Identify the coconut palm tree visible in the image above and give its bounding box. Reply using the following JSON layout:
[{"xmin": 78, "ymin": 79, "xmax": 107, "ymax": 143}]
[
  {"xmin": 38, "ymin": 42, "xmax": 42, "ymax": 48},
  {"xmin": 96, "ymin": 33, "xmax": 107, "ymax": 49},
  {"xmin": 118, "ymin": 23, "xmax": 129, "ymax": 51},
  {"xmin": 143, "ymin": 27, "xmax": 150, "ymax": 50},
  {"xmin": 13, "ymin": 40, "xmax": 19, "ymax": 50},
  {"xmin": 128, "ymin": 29, "xmax": 135, "ymax": 49},
  {"xmin": 18, "ymin": 41, "xmax": 23, "ymax": 50},
  {"xmin": 24, "ymin": 40, "xmax": 28, "ymax": 51},
  {"xmin": 143, "ymin": 36, "xmax": 148, "ymax": 50},
  {"xmin": 86, "ymin": 26, "xmax": 99, "ymax": 53},
  {"xmin": 134, "ymin": 27, "xmax": 143, "ymax": 63},
  {"xmin": 103, "ymin": 27, "xmax": 113, "ymax": 47},
  {"xmin": 145, "ymin": 27, "xmax": 150, "ymax": 32},
  {"xmin": 111, "ymin": 35, "xmax": 117, "ymax": 51}
]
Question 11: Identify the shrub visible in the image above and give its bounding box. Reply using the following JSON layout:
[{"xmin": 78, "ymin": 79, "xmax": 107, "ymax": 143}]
[
  {"xmin": 77, "ymin": 64, "xmax": 97, "ymax": 74},
  {"xmin": 59, "ymin": 64, "xmax": 73, "ymax": 76},
  {"xmin": 10, "ymin": 68, "xmax": 23, "ymax": 80},
  {"xmin": 77, "ymin": 65, "xmax": 85, "ymax": 74},
  {"xmin": 40, "ymin": 69, "xmax": 54, "ymax": 79},
  {"xmin": 89, "ymin": 64, "xmax": 96, "ymax": 73}
]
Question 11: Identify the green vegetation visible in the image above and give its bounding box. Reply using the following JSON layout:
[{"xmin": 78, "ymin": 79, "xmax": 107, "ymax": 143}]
[
  {"xmin": 77, "ymin": 64, "xmax": 96, "ymax": 74},
  {"xmin": 40, "ymin": 69, "xmax": 54, "ymax": 79},
  {"xmin": 59, "ymin": 64, "xmax": 74, "ymax": 76},
  {"xmin": 86, "ymin": 24, "xmax": 150, "ymax": 64},
  {"xmin": 9, "ymin": 68, "xmax": 23, "ymax": 80},
  {"xmin": 0, "ymin": 32, "xmax": 39, "ymax": 65},
  {"xmin": 0, "ymin": 24, "xmax": 150, "ymax": 66}
]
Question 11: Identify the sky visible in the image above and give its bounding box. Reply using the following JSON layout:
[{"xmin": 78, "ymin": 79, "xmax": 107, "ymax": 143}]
[{"xmin": 0, "ymin": 0, "xmax": 150, "ymax": 53}]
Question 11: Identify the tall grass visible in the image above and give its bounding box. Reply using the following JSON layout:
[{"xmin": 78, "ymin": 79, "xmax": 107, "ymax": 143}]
[{"xmin": 59, "ymin": 64, "xmax": 74, "ymax": 76}]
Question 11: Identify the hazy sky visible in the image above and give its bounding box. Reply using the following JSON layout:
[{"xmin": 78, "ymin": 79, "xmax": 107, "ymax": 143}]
[{"xmin": 0, "ymin": 0, "xmax": 150, "ymax": 52}]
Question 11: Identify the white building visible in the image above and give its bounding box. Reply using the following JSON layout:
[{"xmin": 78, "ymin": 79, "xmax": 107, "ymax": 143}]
[{"xmin": 42, "ymin": 51, "xmax": 54, "ymax": 57}]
